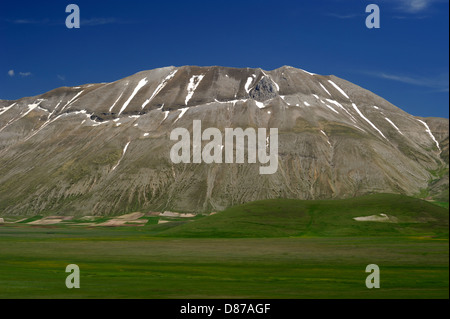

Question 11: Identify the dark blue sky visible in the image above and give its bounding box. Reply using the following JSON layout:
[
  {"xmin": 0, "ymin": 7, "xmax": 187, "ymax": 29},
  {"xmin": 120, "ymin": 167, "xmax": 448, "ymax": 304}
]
[{"xmin": 1, "ymin": 0, "xmax": 448, "ymax": 118}]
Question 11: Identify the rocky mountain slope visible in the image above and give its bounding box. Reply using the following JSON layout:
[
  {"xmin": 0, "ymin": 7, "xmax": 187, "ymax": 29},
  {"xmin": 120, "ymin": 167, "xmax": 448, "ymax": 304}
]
[{"xmin": 0, "ymin": 66, "xmax": 448, "ymax": 215}]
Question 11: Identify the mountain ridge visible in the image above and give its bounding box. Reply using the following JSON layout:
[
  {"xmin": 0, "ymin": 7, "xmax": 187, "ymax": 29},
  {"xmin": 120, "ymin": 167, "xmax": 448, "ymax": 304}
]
[{"xmin": 0, "ymin": 65, "xmax": 448, "ymax": 216}]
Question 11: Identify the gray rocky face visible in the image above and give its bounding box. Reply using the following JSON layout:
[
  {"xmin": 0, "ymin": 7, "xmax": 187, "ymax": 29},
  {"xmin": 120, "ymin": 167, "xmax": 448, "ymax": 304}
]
[
  {"xmin": 0, "ymin": 65, "xmax": 448, "ymax": 216},
  {"xmin": 249, "ymin": 76, "xmax": 278, "ymax": 101}
]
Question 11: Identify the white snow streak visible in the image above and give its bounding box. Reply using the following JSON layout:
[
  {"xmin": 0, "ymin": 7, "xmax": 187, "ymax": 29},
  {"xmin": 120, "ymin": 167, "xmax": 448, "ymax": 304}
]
[
  {"xmin": 109, "ymin": 92, "xmax": 124, "ymax": 112},
  {"xmin": 319, "ymin": 83, "xmax": 331, "ymax": 96},
  {"xmin": 205, "ymin": 99, "xmax": 248, "ymax": 107},
  {"xmin": 301, "ymin": 69, "xmax": 316, "ymax": 76},
  {"xmin": 352, "ymin": 103, "xmax": 387, "ymax": 140},
  {"xmin": 119, "ymin": 78, "xmax": 148, "ymax": 115},
  {"xmin": 0, "ymin": 103, "xmax": 16, "ymax": 116},
  {"xmin": 175, "ymin": 107, "xmax": 189, "ymax": 122},
  {"xmin": 20, "ymin": 99, "xmax": 45, "ymax": 119},
  {"xmin": 24, "ymin": 109, "xmax": 90, "ymax": 141},
  {"xmin": 185, "ymin": 74, "xmax": 205, "ymax": 105},
  {"xmin": 328, "ymin": 80, "xmax": 350, "ymax": 99},
  {"xmin": 324, "ymin": 103, "xmax": 339, "ymax": 114},
  {"xmin": 417, "ymin": 119, "xmax": 441, "ymax": 151},
  {"xmin": 143, "ymin": 70, "xmax": 178, "ymax": 109},
  {"xmin": 326, "ymin": 99, "xmax": 357, "ymax": 122},
  {"xmin": 162, "ymin": 111, "xmax": 169, "ymax": 122},
  {"xmin": 320, "ymin": 130, "xmax": 332, "ymax": 147},
  {"xmin": 245, "ymin": 77, "xmax": 254, "ymax": 93},
  {"xmin": 385, "ymin": 117, "xmax": 404, "ymax": 136},
  {"xmin": 112, "ymin": 142, "xmax": 131, "ymax": 171},
  {"xmin": 272, "ymin": 79, "xmax": 280, "ymax": 91},
  {"xmin": 303, "ymin": 101, "xmax": 310, "ymax": 106},
  {"xmin": 142, "ymin": 98, "xmax": 151, "ymax": 109},
  {"xmin": 61, "ymin": 91, "xmax": 84, "ymax": 112}
]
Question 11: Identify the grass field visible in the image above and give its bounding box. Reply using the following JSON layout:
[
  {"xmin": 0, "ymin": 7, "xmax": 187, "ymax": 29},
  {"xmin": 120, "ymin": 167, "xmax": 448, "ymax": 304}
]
[{"xmin": 0, "ymin": 194, "xmax": 448, "ymax": 299}]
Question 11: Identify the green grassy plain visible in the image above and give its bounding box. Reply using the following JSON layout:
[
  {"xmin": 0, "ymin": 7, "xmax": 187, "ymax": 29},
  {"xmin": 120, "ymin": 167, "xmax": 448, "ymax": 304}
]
[{"xmin": 0, "ymin": 194, "xmax": 448, "ymax": 299}]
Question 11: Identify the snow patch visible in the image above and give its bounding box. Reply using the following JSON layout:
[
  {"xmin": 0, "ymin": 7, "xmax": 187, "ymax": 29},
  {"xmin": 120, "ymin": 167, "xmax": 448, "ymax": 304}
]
[
  {"xmin": 112, "ymin": 142, "xmax": 131, "ymax": 171},
  {"xmin": 352, "ymin": 103, "xmax": 387, "ymax": 140},
  {"xmin": 143, "ymin": 70, "xmax": 178, "ymax": 109},
  {"xmin": 119, "ymin": 78, "xmax": 148, "ymax": 115},
  {"xmin": 255, "ymin": 101, "xmax": 265, "ymax": 109},
  {"xmin": 417, "ymin": 119, "xmax": 441, "ymax": 151},
  {"xmin": 162, "ymin": 111, "xmax": 169, "ymax": 122},
  {"xmin": 61, "ymin": 91, "xmax": 84, "ymax": 112},
  {"xmin": 185, "ymin": 74, "xmax": 205, "ymax": 105},
  {"xmin": 109, "ymin": 92, "xmax": 124, "ymax": 112},
  {"xmin": 320, "ymin": 130, "xmax": 332, "ymax": 147},
  {"xmin": 175, "ymin": 107, "xmax": 189, "ymax": 122},
  {"xmin": 324, "ymin": 103, "xmax": 339, "ymax": 114},
  {"xmin": 23, "ymin": 99, "xmax": 45, "ymax": 117},
  {"xmin": 272, "ymin": 79, "xmax": 280, "ymax": 91},
  {"xmin": 245, "ymin": 77, "xmax": 254, "ymax": 93},
  {"xmin": 0, "ymin": 102, "xmax": 16, "ymax": 116},
  {"xmin": 328, "ymin": 80, "xmax": 350, "ymax": 99},
  {"xmin": 301, "ymin": 69, "xmax": 316, "ymax": 76},
  {"xmin": 385, "ymin": 117, "xmax": 404, "ymax": 135},
  {"xmin": 142, "ymin": 98, "xmax": 152, "ymax": 109},
  {"xmin": 319, "ymin": 83, "xmax": 331, "ymax": 96},
  {"xmin": 326, "ymin": 99, "xmax": 357, "ymax": 122}
]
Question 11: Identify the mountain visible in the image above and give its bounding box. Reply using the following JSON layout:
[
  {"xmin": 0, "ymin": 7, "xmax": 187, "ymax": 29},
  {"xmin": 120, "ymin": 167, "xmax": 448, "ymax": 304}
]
[{"xmin": 0, "ymin": 66, "xmax": 448, "ymax": 216}]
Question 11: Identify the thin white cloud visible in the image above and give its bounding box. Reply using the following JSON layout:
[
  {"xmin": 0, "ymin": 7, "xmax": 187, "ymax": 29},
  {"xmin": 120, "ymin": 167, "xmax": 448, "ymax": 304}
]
[
  {"xmin": 19, "ymin": 72, "xmax": 31, "ymax": 77},
  {"xmin": 400, "ymin": 0, "xmax": 432, "ymax": 12},
  {"xmin": 81, "ymin": 18, "xmax": 120, "ymax": 26},
  {"xmin": 57, "ymin": 75, "xmax": 66, "ymax": 81},
  {"xmin": 381, "ymin": 0, "xmax": 448, "ymax": 13},
  {"xmin": 325, "ymin": 12, "xmax": 362, "ymax": 19},
  {"xmin": 8, "ymin": 70, "xmax": 14, "ymax": 77},
  {"xmin": 5, "ymin": 17, "xmax": 132, "ymax": 26},
  {"xmin": 364, "ymin": 71, "xmax": 449, "ymax": 92},
  {"xmin": 9, "ymin": 19, "xmax": 50, "ymax": 24}
]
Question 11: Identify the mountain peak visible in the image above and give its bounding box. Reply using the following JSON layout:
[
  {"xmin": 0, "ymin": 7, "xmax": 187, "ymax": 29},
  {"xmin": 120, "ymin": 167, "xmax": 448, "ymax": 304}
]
[{"xmin": 0, "ymin": 65, "xmax": 447, "ymax": 215}]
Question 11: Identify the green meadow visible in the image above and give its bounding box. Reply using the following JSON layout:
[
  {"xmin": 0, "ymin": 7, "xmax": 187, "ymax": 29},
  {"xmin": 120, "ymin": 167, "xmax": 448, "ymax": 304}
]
[{"xmin": 0, "ymin": 194, "xmax": 448, "ymax": 299}]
